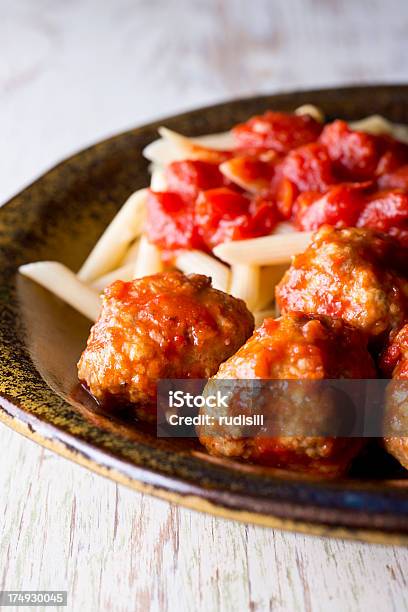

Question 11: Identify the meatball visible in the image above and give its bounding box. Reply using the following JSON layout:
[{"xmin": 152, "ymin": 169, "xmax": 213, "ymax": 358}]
[
  {"xmin": 78, "ymin": 271, "xmax": 254, "ymax": 419},
  {"xmin": 382, "ymin": 324, "xmax": 408, "ymax": 470},
  {"xmin": 198, "ymin": 313, "xmax": 376, "ymax": 476},
  {"xmin": 276, "ymin": 226, "xmax": 408, "ymax": 338}
]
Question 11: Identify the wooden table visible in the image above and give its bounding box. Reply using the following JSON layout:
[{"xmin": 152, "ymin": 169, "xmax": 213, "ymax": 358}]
[{"xmin": 1, "ymin": 1, "xmax": 408, "ymax": 610}]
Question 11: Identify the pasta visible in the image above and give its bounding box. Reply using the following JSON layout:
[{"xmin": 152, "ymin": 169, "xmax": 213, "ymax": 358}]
[
  {"xmin": 150, "ymin": 167, "xmax": 167, "ymax": 191},
  {"xmin": 229, "ymin": 264, "xmax": 260, "ymax": 311},
  {"xmin": 143, "ymin": 127, "xmax": 234, "ymax": 166},
  {"xmin": 122, "ymin": 239, "xmax": 141, "ymax": 264},
  {"xmin": 295, "ymin": 104, "xmax": 325, "ymax": 123},
  {"xmin": 175, "ymin": 250, "xmax": 230, "ymax": 292},
  {"xmin": 91, "ymin": 262, "xmax": 135, "ymax": 292},
  {"xmin": 219, "ymin": 158, "xmax": 270, "ymax": 193},
  {"xmin": 77, "ymin": 188, "xmax": 148, "ymax": 283},
  {"xmin": 133, "ymin": 235, "xmax": 163, "ymax": 278},
  {"xmin": 20, "ymin": 111, "xmax": 408, "ymax": 327},
  {"xmin": 213, "ymin": 231, "xmax": 313, "ymax": 266},
  {"xmin": 19, "ymin": 262, "xmax": 100, "ymax": 321},
  {"xmin": 350, "ymin": 114, "xmax": 408, "ymax": 143}
]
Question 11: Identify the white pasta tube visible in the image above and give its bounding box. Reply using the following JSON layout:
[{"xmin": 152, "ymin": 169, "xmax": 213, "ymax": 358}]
[
  {"xmin": 195, "ymin": 131, "xmax": 235, "ymax": 150},
  {"xmin": 175, "ymin": 250, "xmax": 230, "ymax": 292},
  {"xmin": 122, "ymin": 239, "xmax": 140, "ymax": 264},
  {"xmin": 273, "ymin": 221, "xmax": 297, "ymax": 234},
  {"xmin": 133, "ymin": 235, "xmax": 163, "ymax": 278},
  {"xmin": 77, "ymin": 188, "xmax": 148, "ymax": 283},
  {"xmin": 229, "ymin": 264, "xmax": 260, "ymax": 311},
  {"xmin": 219, "ymin": 158, "xmax": 271, "ymax": 193},
  {"xmin": 143, "ymin": 130, "xmax": 234, "ymax": 165},
  {"xmin": 213, "ymin": 231, "xmax": 313, "ymax": 266},
  {"xmin": 349, "ymin": 115, "xmax": 408, "ymax": 143},
  {"xmin": 19, "ymin": 262, "xmax": 101, "ymax": 321},
  {"xmin": 91, "ymin": 262, "xmax": 136, "ymax": 292},
  {"xmin": 150, "ymin": 166, "xmax": 167, "ymax": 191},
  {"xmin": 157, "ymin": 127, "xmax": 203, "ymax": 158},
  {"xmin": 295, "ymin": 104, "xmax": 325, "ymax": 123}
]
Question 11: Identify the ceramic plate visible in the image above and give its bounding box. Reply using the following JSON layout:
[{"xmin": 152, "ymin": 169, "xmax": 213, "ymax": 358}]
[{"xmin": 1, "ymin": 84, "xmax": 408, "ymax": 544}]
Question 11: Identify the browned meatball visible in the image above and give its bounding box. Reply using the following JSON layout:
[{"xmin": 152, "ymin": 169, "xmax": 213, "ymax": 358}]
[
  {"xmin": 78, "ymin": 271, "xmax": 254, "ymax": 419},
  {"xmin": 381, "ymin": 324, "xmax": 408, "ymax": 470},
  {"xmin": 198, "ymin": 313, "xmax": 376, "ymax": 476},
  {"xmin": 276, "ymin": 226, "xmax": 408, "ymax": 337}
]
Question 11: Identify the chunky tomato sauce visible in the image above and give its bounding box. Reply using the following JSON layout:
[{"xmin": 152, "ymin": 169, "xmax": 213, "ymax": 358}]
[{"xmin": 146, "ymin": 111, "xmax": 408, "ymax": 253}]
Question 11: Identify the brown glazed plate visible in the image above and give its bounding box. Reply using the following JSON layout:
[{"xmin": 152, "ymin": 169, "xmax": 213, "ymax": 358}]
[{"xmin": 1, "ymin": 84, "xmax": 408, "ymax": 545}]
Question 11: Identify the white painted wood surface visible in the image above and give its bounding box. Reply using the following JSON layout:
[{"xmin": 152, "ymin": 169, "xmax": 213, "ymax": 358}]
[{"xmin": 1, "ymin": 1, "xmax": 408, "ymax": 610}]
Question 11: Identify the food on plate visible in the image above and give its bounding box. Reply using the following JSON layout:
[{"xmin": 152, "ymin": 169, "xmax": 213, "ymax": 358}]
[
  {"xmin": 18, "ymin": 104, "xmax": 408, "ymax": 476},
  {"xmin": 198, "ymin": 313, "xmax": 376, "ymax": 476},
  {"xmin": 381, "ymin": 324, "xmax": 408, "ymax": 470},
  {"xmin": 77, "ymin": 271, "xmax": 254, "ymax": 420},
  {"xmin": 276, "ymin": 226, "xmax": 408, "ymax": 337}
]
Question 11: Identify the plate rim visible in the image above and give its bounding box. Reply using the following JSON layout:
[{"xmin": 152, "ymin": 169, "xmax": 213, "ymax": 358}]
[{"xmin": 2, "ymin": 83, "xmax": 408, "ymax": 544}]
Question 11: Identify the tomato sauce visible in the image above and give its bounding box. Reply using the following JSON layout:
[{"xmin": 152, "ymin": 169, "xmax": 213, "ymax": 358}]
[{"xmin": 146, "ymin": 111, "xmax": 408, "ymax": 253}]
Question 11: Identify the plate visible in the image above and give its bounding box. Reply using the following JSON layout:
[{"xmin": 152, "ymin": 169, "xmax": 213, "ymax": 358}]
[{"xmin": 1, "ymin": 84, "xmax": 408, "ymax": 544}]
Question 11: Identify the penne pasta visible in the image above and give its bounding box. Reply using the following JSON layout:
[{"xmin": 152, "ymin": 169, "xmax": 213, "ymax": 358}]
[
  {"xmin": 91, "ymin": 262, "xmax": 136, "ymax": 292},
  {"xmin": 213, "ymin": 231, "xmax": 313, "ymax": 266},
  {"xmin": 133, "ymin": 235, "xmax": 163, "ymax": 278},
  {"xmin": 219, "ymin": 158, "xmax": 271, "ymax": 193},
  {"xmin": 175, "ymin": 250, "xmax": 230, "ymax": 292},
  {"xmin": 77, "ymin": 188, "xmax": 148, "ymax": 283},
  {"xmin": 150, "ymin": 166, "xmax": 167, "ymax": 191},
  {"xmin": 229, "ymin": 264, "xmax": 260, "ymax": 311},
  {"xmin": 19, "ymin": 261, "xmax": 101, "ymax": 321},
  {"xmin": 143, "ymin": 130, "xmax": 234, "ymax": 165},
  {"xmin": 295, "ymin": 104, "xmax": 325, "ymax": 123},
  {"xmin": 195, "ymin": 131, "xmax": 235, "ymax": 150},
  {"xmin": 156, "ymin": 127, "xmax": 229, "ymax": 163},
  {"xmin": 273, "ymin": 221, "xmax": 297, "ymax": 234},
  {"xmin": 349, "ymin": 115, "xmax": 408, "ymax": 143},
  {"xmin": 122, "ymin": 239, "xmax": 140, "ymax": 264}
]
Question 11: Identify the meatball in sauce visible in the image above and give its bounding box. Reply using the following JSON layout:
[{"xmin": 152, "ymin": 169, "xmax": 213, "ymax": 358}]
[
  {"xmin": 276, "ymin": 226, "xmax": 408, "ymax": 338},
  {"xmin": 198, "ymin": 313, "xmax": 376, "ymax": 477},
  {"xmin": 78, "ymin": 271, "xmax": 254, "ymax": 420},
  {"xmin": 381, "ymin": 324, "xmax": 408, "ymax": 470}
]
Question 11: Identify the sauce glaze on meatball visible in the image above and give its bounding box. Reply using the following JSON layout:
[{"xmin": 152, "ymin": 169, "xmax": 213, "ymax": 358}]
[
  {"xmin": 198, "ymin": 313, "xmax": 376, "ymax": 476},
  {"xmin": 382, "ymin": 324, "xmax": 408, "ymax": 470},
  {"xmin": 276, "ymin": 226, "xmax": 408, "ymax": 337},
  {"xmin": 78, "ymin": 271, "xmax": 254, "ymax": 419}
]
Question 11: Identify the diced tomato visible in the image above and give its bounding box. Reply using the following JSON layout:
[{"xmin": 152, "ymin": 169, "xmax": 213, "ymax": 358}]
[
  {"xmin": 378, "ymin": 164, "xmax": 408, "ymax": 191},
  {"xmin": 221, "ymin": 155, "xmax": 276, "ymax": 192},
  {"xmin": 232, "ymin": 111, "xmax": 322, "ymax": 154},
  {"xmin": 146, "ymin": 190, "xmax": 203, "ymax": 251},
  {"xmin": 279, "ymin": 143, "xmax": 334, "ymax": 192},
  {"xmin": 272, "ymin": 143, "xmax": 334, "ymax": 218},
  {"xmin": 165, "ymin": 160, "xmax": 227, "ymax": 200},
  {"xmin": 294, "ymin": 183, "xmax": 370, "ymax": 231},
  {"xmin": 249, "ymin": 195, "xmax": 281, "ymax": 235},
  {"xmin": 194, "ymin": 188, "xmax": 279, "ymax": 249},
  {"xmin": 357, "ymin": 190, "xmax": 408, "ymax": 246},
  {"xmin": 375, "ymin": 136, "xmax": 408, "ymax": 176},
  {"xmin": 274, "ymin": 178, "xmax": 297, "ymax": 219},
  {"xmin": 320, "ymin": 120, "xmax": 380, "ymax": 181},
  {"xmin": 195, "ymin": 188, "xmax": 251, "ymax": 249}
]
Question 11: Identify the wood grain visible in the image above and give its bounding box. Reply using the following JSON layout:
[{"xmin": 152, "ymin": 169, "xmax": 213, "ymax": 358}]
[
  {"xmin": 1, "ymin": 425, "xmax": 408, "ymax": 612},
  {"xmin": 1, "ymin": 0, "xmax": 408, "ymax": 610}
]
